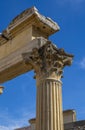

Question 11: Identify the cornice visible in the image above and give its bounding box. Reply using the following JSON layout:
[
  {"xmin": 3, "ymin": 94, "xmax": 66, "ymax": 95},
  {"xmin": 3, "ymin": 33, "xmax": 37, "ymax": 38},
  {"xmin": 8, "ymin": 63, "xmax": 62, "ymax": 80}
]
[
  {"xmin": 7, "ymin": 6, "xmax": 59, "ymax": 32},
  {"xmin": 0, "ymin": 6, "xmax": 60, "ymax": 46}
]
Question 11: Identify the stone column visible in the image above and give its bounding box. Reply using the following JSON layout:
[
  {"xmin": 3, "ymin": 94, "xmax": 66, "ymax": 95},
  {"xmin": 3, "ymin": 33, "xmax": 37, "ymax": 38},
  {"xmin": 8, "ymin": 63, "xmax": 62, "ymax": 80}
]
[
  {"xmin": 36, "ymin": 75, "xmax": 63, "ymax": 130},
  {"xmin": 23, "ymin": 41, "xmax": 73, "ymax": 130}
]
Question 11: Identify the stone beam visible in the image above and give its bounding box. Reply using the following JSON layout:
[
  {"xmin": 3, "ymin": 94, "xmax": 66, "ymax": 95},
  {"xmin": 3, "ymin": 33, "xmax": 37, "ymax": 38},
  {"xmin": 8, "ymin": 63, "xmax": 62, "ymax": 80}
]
[
  {"xmin": 0, "ymin": 37, "xmax": 48, "ymax": 83},
  {"xmin": 0, "ymin": 6, "xmax": 59, "ymax": 83},
  {"xmin": 0, "ymin": 7, "xmax": 59, "ymax": 55}
]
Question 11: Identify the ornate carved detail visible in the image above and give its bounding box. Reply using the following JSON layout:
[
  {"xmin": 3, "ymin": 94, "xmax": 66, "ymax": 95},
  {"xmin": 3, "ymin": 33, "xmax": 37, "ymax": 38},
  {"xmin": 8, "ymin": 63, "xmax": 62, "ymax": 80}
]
[
  {"xmin": 8, "ymin": 7, "xmax": 37, "ymax": 29},
  {"xmin": 22, "ymin": 41, "xmax": 73, "ymax": 79}
]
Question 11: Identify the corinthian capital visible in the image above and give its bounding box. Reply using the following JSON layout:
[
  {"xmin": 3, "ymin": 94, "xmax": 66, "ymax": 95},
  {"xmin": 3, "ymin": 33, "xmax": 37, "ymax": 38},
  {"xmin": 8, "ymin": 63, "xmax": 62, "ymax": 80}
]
[{"xmin": 22, "ymin": 41, "xmax": 73, "ymax": 80}]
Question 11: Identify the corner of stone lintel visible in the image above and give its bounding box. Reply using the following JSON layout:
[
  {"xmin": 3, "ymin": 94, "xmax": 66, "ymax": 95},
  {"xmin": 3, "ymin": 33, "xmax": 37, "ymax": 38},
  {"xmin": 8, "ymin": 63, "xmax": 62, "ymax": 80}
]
[
  {"xmin": 46, "ymin": 17, "xmax": 60, "ymax": 31},
  {"xmin": 31, "ymin": 6, "xmax": 38, "ymax": 12},
  {"xmin": 34, "ymin": 9, "xmax": 60, "ymax": 33}
]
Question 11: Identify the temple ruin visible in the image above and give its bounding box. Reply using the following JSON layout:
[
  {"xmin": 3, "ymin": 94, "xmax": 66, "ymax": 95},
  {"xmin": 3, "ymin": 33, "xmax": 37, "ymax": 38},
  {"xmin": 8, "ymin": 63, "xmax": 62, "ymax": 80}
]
[{"xmin": 0, "ymin": 7, "xmax": 73, "ymax": 130}]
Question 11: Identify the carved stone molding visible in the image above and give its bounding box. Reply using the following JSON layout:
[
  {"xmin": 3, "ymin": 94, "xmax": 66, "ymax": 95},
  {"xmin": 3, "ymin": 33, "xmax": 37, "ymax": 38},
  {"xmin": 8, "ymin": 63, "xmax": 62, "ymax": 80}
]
[{"xmin": 23, "ymin": 41, "xmax": 73, "ymax": 81}]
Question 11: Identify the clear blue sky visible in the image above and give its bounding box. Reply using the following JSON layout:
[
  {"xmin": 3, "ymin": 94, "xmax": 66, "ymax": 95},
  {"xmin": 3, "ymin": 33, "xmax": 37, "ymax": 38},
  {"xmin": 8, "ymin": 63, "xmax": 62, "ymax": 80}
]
[{"xmin": 0, "ymin": 0, "xmax": 85, "ymax": 129}]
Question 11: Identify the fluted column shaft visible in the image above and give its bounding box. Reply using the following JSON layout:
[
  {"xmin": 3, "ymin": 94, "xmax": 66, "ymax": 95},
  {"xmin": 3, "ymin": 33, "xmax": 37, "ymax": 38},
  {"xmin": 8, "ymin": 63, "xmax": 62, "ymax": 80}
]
[
  {"xmin": 22, "ymin": 41, "xmax": 73, "ymax": 130},
  {"xmin": 36, "ymin": 78, "xmax": 63, "ymax": 130}
]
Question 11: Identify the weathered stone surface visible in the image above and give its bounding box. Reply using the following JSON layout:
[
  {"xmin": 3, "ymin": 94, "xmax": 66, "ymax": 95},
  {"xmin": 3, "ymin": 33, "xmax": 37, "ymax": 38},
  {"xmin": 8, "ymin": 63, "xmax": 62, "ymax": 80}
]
[
  {"xmin": 23, "ymin": 41, "xmax": 73, "ymax": 130},
  {"xmin": 23, "ymin": 41, "xmax": 73, "ymax": 83},
  {"xmin": 0, "ymin": 6, "xmax": 60, "ymax": 83},
  {"xmin": 0, "ymin": 6, "xmax": 74, "ymax": 130},
  {"xmin": 0, "ymin": 37, "xmax": 47, "ymax": 83},
  {"xmin": 63, "ymin": 110, "xmax": 76, "ymax": 124},
  {"xmin": 0, "ymin": 7, "xmax": 59, "ymax": 46}
]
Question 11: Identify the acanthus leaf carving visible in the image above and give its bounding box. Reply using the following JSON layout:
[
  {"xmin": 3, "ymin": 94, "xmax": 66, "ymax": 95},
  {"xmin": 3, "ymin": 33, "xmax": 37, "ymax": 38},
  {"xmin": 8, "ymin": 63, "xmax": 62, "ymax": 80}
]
[{"xmin": 22, "ymin": 41, "xmax": 73, "ymax": 80}]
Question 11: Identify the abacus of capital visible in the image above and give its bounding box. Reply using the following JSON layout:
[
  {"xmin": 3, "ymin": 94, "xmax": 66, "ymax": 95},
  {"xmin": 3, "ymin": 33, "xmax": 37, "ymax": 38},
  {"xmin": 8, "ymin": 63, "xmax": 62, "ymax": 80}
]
[{"xmin": 0, "ymin": 7, "xmax": 73, "ymax": 130}]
